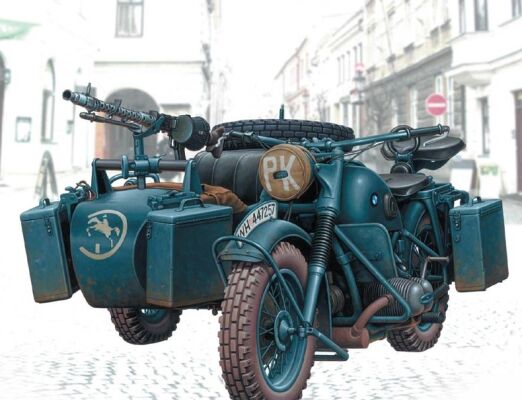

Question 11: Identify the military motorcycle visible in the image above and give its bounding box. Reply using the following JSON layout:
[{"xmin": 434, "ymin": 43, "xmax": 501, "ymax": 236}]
[{"xmin": 20, "ymin": 87, "xmax": 509, "ymax": 400}]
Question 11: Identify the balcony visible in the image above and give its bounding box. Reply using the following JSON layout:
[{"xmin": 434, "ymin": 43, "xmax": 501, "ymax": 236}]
[{"xmin": 449, "ymin": 17, "xmax": 522, "ymax": 85}]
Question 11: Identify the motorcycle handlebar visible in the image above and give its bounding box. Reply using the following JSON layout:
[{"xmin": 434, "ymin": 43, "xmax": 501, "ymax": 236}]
[
  {"xmin": 225, "ymin": 124, "xmax": 449, "ymax": 153},
  {"xmin": 95, "ymin": 159, "xmax": 188, "ymax": 172}
]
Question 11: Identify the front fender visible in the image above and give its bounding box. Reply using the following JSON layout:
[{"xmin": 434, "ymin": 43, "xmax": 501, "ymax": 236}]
[
  {"xmin": 216, "ymin": 219, "xmax": 332, "ymax": 340},
  {"xmin": 218, "ymin": 219, "xmax": 311, "ymax": 263}
]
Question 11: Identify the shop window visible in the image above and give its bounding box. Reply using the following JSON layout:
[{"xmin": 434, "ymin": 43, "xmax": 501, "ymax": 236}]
[{"xmin": 116, "ymin": 0, "xmax": 144, "ymax": 37}]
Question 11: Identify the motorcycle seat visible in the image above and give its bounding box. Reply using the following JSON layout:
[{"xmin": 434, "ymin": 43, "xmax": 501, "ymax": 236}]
[
  {"xmin": 195, "ymin": 149, "xmax": 264, "ymax": 205},
  {"xmin": 382, "ymin": 136, "xmax": 466, "ymax": 171},
  {"xmin": 379, "ymin": 173, "xmax": 430, "ymax": 197}
]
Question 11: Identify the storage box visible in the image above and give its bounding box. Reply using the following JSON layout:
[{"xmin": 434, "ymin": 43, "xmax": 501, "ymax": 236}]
[
  {"xmin": 449, "ymin": 198, "xmax": 508, "ymax": 292},
  {"xmin": 146, "ymin": 202, "xmax": 232, "ymax": 307},
  {"xmin": 20, "ymin": 201, "xmax": 77, "ymax": 302}
]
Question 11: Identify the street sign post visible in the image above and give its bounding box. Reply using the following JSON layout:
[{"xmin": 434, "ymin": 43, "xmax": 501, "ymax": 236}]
[{"xmin": 425, "ymin": 93, "xmax": 447, "ymax": 117}]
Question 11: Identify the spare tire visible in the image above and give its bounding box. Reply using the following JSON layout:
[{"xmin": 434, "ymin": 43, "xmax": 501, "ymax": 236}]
[{"xmin": 213, "ymin": 119, "xmax": 355, "ymax": 151}]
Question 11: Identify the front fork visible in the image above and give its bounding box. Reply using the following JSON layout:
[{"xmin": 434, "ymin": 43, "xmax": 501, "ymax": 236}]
[{"xmin": 303, "ymin": 150, "xmax": 344, "ymax": 326}]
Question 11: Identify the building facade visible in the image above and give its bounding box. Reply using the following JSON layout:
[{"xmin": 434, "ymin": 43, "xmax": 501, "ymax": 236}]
[
  {"xmin": 447, "ymin": 0, "xmax": 522, "ymax": 194},
  {"xmin": 88, "ymin": 0, "xmax": 224, "ymax": 159},
  {"xmin": 363, "ymin": 0, "xmax": 454, "ymax": 134},
  {"xmin": 0, "ymin": 0, "xmax": 96, "ymax": 177}
]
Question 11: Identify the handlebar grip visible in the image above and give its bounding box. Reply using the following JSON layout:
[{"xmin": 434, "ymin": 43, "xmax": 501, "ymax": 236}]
[{"xmin": 409, "ymin": 124, "xmax": 449, "ymax": 137}]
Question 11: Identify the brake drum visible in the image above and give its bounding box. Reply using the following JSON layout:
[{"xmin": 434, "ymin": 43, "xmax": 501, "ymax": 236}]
[{"xmin": 258, "ymin": 144, "xmax": 315, "ymax": 201}]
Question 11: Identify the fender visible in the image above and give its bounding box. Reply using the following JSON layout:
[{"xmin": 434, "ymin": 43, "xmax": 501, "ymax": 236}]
[
  {"xmin": 217, "ymin": 218, "xmax": 332, "ymax": 339},
  {"xmin": 219, "ymin": 218, "xmax": 311, "ymax": 263}
]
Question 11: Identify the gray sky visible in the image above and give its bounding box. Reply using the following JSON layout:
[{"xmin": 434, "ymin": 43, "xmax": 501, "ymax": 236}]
[{"xmin": 221, "ymin": 0, "xmax": 363, "ymax": 119}]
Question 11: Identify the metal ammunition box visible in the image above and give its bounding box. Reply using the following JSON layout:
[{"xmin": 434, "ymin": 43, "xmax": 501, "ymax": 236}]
[
  {"xmin": 450, "ymin": 199, "xmax": 509, "ymax": 292},
  {"xmin": 146, "ymin": 202, "xmax": 232, "ymax": 308},
  {"xmin": 20, "ymin": 201, "xmax": 77, "ymax": 303}
]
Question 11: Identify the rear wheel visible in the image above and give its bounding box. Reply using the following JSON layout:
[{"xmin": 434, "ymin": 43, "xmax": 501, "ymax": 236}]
[
  {"xmin": 218, "ymin": 242, "xmax": 315, "ymax": 399},
  {"xmin": 108, "ymin": 307, "xmax": 181, "ymax": 345},
  {"xmin": 388, "ymin": 213, "xmax": 449, "ymax": 352}
]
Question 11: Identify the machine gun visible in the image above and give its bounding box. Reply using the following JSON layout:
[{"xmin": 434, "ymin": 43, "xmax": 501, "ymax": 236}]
[{"xmin": 63, "ymin": 84, "xmax": 219, "ymax": 189}]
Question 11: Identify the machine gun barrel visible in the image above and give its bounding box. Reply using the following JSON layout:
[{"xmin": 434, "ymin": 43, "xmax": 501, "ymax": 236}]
[{"xmin": 62, "ymin": 89, "xmax": 157, "ymax": 127}]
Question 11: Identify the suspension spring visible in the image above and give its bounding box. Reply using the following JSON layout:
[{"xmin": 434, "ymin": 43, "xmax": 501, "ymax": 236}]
[{"xmin": 309, "ymin": 212, "xmax": 336, "ymax": 269}]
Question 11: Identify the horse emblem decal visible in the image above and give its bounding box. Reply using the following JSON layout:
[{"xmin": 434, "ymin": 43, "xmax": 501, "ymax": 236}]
[{"xmin": 79, "ymin": 209, "xmax": 128, "ymax": 260}]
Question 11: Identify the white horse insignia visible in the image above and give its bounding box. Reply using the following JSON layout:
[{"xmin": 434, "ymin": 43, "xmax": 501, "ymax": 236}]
[{"xmin": 80, "ymin": 209, "xmax": 128, "ymax": 261}]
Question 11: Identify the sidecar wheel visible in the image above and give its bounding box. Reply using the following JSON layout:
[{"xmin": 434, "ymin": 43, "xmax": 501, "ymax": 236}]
[
  {"xmin": 214, "ymin": 119, "xmax": 354, "ymax": 151},
  {"xmin": 218, "ymin": 242, "xmax": 315, "ymax": 400},
  {"xmin": 388, "ymin": 212, "xmax": 448, "ymax": 352},
  {"xmin": 108, "ymin": 307, "xmax": 181, "ymax": 345}
]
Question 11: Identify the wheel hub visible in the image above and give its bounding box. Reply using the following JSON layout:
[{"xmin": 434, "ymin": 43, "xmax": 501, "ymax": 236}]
[{"xmin": 274, "ymin": 310, "xmax": 295, "ymax": 352}]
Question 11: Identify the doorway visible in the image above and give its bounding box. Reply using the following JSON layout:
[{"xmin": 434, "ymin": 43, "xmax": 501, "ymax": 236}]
[
  {"xmin": 101, "ymin": 88, "xmax": 159, "ymax": 158},
  {"xmin": 516, "ymin": 90, "xmax": 522, "ymax": 192}
]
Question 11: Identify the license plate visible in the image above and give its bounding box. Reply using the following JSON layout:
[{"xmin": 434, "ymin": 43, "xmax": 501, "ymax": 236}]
[{"xmin": 235, "ymin": 201, "xmax": 278, "ymax": 238}]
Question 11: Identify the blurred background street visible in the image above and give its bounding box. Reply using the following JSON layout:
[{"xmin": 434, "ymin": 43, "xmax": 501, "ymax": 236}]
[{"xmin": 1, "ymin": 0, "xmax": 522, "ymax": 399}]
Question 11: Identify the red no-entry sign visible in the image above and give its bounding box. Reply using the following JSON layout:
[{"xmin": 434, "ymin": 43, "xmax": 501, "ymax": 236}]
[{"xmin": 425, "ymin": 93, "xmax": 447, "ymax": 116}]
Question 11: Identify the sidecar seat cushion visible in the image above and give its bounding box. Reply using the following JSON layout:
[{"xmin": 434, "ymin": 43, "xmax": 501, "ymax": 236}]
[
  {"xmin": 194, "ymin": 150, "xmax": 264, "ymax": 205},
  {"xmin": 113, "ymin": 182, "xmax": 247, "ymax": 213},
  {"xmin": 379, "ymin": 173, "xmax": 430, "ymax": 197}
]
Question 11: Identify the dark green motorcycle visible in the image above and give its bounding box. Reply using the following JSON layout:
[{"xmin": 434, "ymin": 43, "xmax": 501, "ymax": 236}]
[{"xmin": 20, "ymin": 87, "xmax": 508, "ymax": 400}]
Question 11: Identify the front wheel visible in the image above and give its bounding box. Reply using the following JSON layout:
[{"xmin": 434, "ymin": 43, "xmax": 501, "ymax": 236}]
[{"xmin": 218, "ymin": 242, "xmax": 315, "ymax": 400}]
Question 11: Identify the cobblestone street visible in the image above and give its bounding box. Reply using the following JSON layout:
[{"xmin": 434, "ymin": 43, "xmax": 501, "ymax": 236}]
[{"xmin": 1, "ymin": 176, "xmax": 521, "ymax": 400}]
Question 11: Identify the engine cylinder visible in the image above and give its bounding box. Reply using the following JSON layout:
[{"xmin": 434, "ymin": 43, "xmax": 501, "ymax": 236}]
[{"xmin": 362, "ymin": 277, "xmax": 432, "ymax": 317}]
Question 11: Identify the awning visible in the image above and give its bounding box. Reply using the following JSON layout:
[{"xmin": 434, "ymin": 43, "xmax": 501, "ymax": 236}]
[{"xmin": 0, "ymin": 18, "xmax": 36, "ymax": 40}]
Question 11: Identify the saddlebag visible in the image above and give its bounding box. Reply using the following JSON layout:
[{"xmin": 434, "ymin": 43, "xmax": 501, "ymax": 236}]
[
  {"xmin": 20, "ymin": 201, "xmax": 77, "ymax": 303},
  {"xmin": 146, "ymin": 201, "xmax": 232, "ymax": 308},
  {"xmin": 449, "ymin": 198, "xmax": 508, "ymax": 292}
]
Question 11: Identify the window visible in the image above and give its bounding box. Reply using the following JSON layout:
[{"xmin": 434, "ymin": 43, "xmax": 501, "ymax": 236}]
[
  {"xmin": 341, "ymin": 55, "xmax": 345, "ymax": 83},
  {"xmin": 342, "ymin": 102, "xmax": 349, "ymax": 126},
  {"xmin": 409, "ymin": 87, "xmax": 418, "ymax": 127},
  {"xmin": 116, "ymin": 0, "xmax": 144, "ymax": 37},
  {"xmin": 480, "ymin": 97, "xmax": 490, "ymax": 155},
  {"xmin": 391, "ymin": 98, "xmax": 399, "ymax": 127},
  {"xmin": 474, "ymin": 0, "xmax": 488, "ymax": 31},
  {"xmin": 435, "ymin": 74, "xmax": 446, "ymax": 123},
  {"xmin": 358, "ymin": 43, "xmax": 363, "ymax": 64},
  {"xmin": 460, "ymin": 85, "xmax": 467, "ymax": 140},
  {"xmin": 403, "ymin": 0, "xmax": 414, "ymax": 46},
  {"xmin": 448, "ymin": 78, "xmax": 455, "ymax": 127},
  {"xmin": 459, "ymin": 0, "xmax": 466, "ymax": 33},
  {"xmin": 337, "ymin": 56, "xmax": 342, "ymax": 85},
  {"xmin": 346, "ymin": 51, "xmax": 351, "ymax": 81},
  {"xmin": 513, "ymin": 0, "xmax": 522, "ymax": 17},
  {"xmin": 41, "ymin": 61, "xmax": 55, "ymax": 143},
  {"xmin": 16, "ymin": 117, "xmax": 31, "ymax": 143},
  {"xmin": 352, "ymin": 104, "xmax": 359, "ymax": 135}
]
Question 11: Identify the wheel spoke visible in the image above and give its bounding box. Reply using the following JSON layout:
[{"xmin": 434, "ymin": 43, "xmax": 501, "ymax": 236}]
[
  {"xmin": 267, "ymin": 288, "xmax": 280, "ymax": 312},
  {"xmin": 277, "ymin": 281, "xmax": 288, "ymax": 311},
  {"xmin": 259, "ymin": 326, "xmax": 274, "ymax": 336},
  {"xmin": 260, "ymin": 341, "xmax": 275, "ymax": 360},
  {"xmin": 262, "ymin": 308, "xmax": 276, "ymax": 318}
]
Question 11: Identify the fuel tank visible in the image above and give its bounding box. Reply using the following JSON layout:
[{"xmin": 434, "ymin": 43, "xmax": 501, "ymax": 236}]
[
  {"xmin": 70, "ymin": 188, "xmax": 168, "ymax": 307},
  {"xmin": 338, "ymin": 163, "xmax": 402, "ymax": 231}
]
